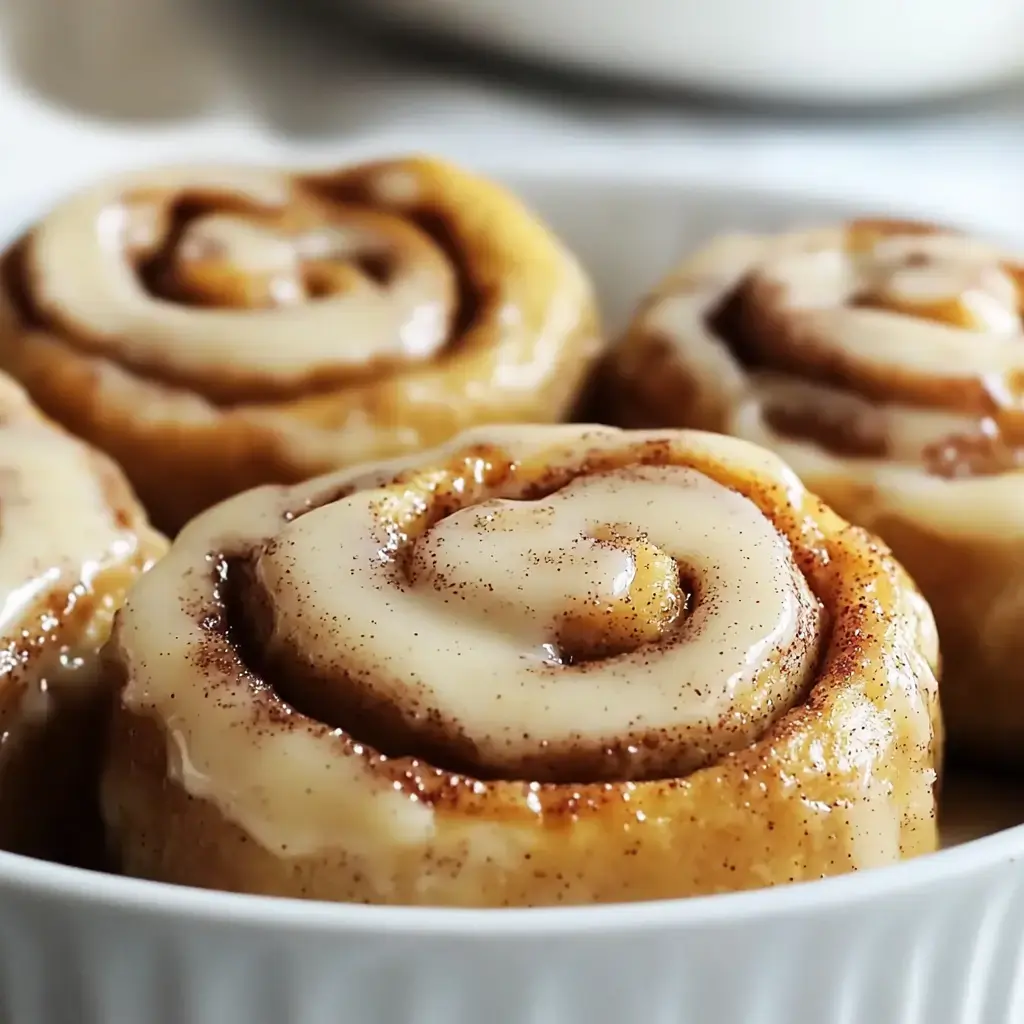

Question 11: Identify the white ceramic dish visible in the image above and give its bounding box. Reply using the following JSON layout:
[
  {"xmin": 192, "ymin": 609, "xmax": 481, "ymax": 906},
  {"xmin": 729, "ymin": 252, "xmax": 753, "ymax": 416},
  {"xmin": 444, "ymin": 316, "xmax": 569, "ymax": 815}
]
[
  {"xmin": 3, "ymin": 166, "xmax": 1024, "ymax": 1024},
  {"xmin": 356, "ymin": 0, "xmax": 1024, "ymax": 104}
]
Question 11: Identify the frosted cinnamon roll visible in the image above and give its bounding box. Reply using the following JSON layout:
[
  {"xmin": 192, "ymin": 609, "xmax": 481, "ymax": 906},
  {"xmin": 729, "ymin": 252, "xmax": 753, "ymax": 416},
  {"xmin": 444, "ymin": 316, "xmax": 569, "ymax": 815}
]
[
  {"xmin": 600, "ymin": 218, "xmax": 1024, "ymax": 763},
  {"xmin": 0, "ymin": 157, "xmax": 600, "ymax": 534},
  {"xmin": 102, "ymin": 423, "xmax": 939, "ymax": 907},
  {"xmin": 0, "ymin": 372, "xmax": 164, "ymax": 865}
]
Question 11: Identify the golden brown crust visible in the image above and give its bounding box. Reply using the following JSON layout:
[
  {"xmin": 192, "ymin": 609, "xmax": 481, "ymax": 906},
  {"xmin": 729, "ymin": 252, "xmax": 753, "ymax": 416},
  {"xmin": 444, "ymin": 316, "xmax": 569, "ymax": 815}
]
[
  {"xmin": 0, "ymin": 371, "xmax": 165, "ymax": 865},
  {"xmin": 102, "ymin": 424, "xmax": 939, "ymax": 907},
  {"xmin": 598, "ymin": 218, "xmax": 1024, "ymax": 763},
  {"xmin": 0, "ymin": 157, "xmax": 601, "ymax": 534}
]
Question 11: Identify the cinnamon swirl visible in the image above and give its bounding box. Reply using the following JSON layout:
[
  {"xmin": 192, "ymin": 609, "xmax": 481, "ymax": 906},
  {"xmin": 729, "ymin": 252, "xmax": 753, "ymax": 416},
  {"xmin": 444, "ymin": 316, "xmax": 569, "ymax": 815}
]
[
  {"xmin": 0, "ymin": 157, "xmax": 600, "ymax": 534},
  {"xmin": 599, "ymin": 218, "xmax": 1024, "ymax": 763},
  {"xmin": 0, "ymin": 371, "xmax": 164, "ymax": 865},
  {"xmin": 101, "ymin": 424, "xmax": 939, "ymax": 906}
]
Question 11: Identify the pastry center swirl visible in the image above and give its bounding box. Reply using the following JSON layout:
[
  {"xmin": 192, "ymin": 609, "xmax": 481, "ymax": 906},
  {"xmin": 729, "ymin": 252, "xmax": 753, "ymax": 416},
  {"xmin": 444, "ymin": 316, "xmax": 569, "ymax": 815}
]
[
  {"xmin": 229, "ymin": 458, "xmax": 826, "ymax": 784},
  {"xmin": 138, "ymin": 199, "xmax": 456, "ymax": 347},
  {"xmin": 710, "ymin": 224, "xmax": 1024, "ymax": 476},
  {"xmin": 24, "ymin": 168, "xmax": 464, "ymax": 401}
]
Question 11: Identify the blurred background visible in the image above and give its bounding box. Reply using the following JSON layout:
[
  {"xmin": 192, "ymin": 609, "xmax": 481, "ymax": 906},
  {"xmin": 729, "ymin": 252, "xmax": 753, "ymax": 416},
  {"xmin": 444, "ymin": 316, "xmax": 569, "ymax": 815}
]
[{"xmin": 0, "ymin": 0, "xmax": 1022, "ymax": 226}]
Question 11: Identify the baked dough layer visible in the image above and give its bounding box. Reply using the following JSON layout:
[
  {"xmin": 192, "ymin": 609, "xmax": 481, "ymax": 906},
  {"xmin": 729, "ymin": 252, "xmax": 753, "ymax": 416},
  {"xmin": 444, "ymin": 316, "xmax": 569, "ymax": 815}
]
[
  {"xmin": 0, "ymin": 371, "xmax": 164, "ymax": 865},
  {"xmin": 600, "ymin": 219, "xmax": 1023, "ymax": 763},
  {"xmin": 103, "ymin": 424, "xmax": 940, "ymax": 906},
  {"xmin": 0, "ymin": 157, "xmax": 600, "ymax": 534}
]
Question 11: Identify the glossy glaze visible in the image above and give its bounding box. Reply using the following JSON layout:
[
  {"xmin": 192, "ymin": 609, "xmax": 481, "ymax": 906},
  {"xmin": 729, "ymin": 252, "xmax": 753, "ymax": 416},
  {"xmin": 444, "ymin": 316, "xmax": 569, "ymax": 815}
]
[
  {"xmin": 0, "ymin": 158, "xmax": 601, "ymax": 532},
  {"xmin": 103, "ymin": 424, "xmax": 940, "ymax": 906},
  {"xmin": 601, "ymin": 218, "xmax": 1024, "ymax": 762},
  {"xmin": 0, "ymin": 372, "xmax": 164, "ymax": 863}
]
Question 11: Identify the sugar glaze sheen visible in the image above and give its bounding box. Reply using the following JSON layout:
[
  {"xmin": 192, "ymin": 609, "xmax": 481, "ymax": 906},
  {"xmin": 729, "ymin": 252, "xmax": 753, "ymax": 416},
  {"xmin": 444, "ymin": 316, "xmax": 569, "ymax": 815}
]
[
  {"xmin": 0, "ymin": 168, "xmax": 1020, "ymax": 1024},
  {"xmin": 102, "ymin": 421, "xmax": 939, "ymax": 908}
]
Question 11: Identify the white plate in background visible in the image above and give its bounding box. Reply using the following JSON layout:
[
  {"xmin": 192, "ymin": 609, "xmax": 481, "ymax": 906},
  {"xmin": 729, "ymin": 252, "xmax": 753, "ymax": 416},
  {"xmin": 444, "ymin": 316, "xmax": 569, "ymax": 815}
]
[
  {"xmin": 355, "ymin": 0, "xmax": 1024, "ymax": 104},
  {"xmin": 1, "ymin": 165, "xmax": 1023, "ymax": 1024}
]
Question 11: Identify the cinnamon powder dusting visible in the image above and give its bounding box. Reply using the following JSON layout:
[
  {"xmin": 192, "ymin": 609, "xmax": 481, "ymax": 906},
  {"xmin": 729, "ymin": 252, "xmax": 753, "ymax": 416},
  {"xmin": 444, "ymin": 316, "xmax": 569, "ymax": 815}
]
[{"xmin": 105, "ymin": 425, "xmax": 940, "ymax": 905}]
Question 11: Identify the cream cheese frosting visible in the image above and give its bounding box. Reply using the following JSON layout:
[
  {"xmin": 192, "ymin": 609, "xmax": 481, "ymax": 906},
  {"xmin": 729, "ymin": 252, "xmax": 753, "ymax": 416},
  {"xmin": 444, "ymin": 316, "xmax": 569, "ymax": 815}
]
[
  {"xmin": 103, "ymin": 424, "xmax": 940, "ymax": 905},
  {"xmin": 603, "ymin": 218, "xmax": 1024, "ymax": 767}
]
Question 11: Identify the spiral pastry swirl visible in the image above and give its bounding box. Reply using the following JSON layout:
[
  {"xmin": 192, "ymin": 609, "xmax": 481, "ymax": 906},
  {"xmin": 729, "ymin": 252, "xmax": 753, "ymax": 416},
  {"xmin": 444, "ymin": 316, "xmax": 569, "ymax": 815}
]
[
  {"xmin": 600, "ymin": 218, "xmax": 1024, "ymax": 762},
  {"xmin": 102, "ymin": 424, "xmax": 939, "ymax": 907},
  {"xmin": 0, "ymin": 157, "xmax": 600, "ymax": 533},
  {"xmin": 0, "ymin": 371, "xmax": 164, "ymax": 864}
]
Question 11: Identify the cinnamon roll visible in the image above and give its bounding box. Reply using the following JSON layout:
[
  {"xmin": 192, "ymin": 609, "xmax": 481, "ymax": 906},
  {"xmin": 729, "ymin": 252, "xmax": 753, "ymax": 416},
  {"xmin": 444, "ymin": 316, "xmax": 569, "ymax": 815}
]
[
  {"xmin": 102, "ymin": 423, "xmax": 940, "ymax": 907},
  {"xmin": 0, "ymin": 157, "xmax": 600, "ymax": 534},
  {"xmin": 599, "ymin": 218, "xmax": 1024, "ymax": 763},
  {"xmin": 0, "ymin": 371, "xmax": 164, "ymax": 865}
]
